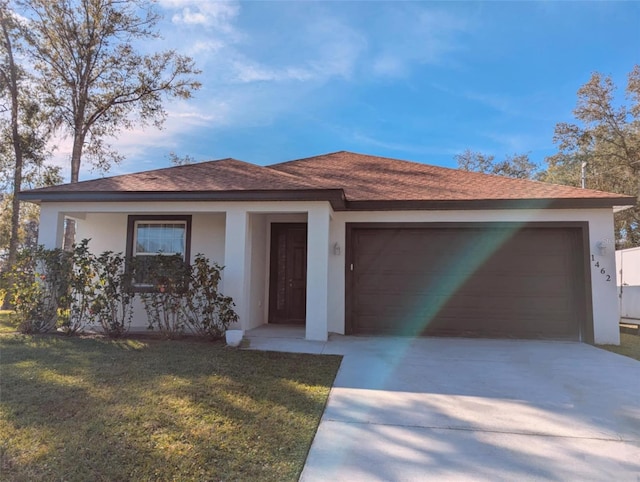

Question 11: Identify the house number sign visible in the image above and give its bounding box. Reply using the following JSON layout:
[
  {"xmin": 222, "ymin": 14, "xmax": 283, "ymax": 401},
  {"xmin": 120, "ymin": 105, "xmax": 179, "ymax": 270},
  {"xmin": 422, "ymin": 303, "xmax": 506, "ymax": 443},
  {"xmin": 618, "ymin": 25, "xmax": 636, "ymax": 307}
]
[{"xmin": 591, "ymin": 254, "xmax": 611, "ymax": 282}]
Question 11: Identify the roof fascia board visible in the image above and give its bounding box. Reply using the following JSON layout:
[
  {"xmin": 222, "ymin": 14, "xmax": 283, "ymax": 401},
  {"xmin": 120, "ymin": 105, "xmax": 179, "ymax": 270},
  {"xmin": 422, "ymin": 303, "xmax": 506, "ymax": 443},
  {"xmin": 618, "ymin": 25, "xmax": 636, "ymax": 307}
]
[
  {"xmin": 19, "ymin": 191, "xmax": 634, "ymax": 211},
  {"xmin": 18, "ymin": 189, "xmax": 348, "ymax": 210},
  {"xmin": 344, "ymin": 197, "xmax": 636, "ymax": 211}
]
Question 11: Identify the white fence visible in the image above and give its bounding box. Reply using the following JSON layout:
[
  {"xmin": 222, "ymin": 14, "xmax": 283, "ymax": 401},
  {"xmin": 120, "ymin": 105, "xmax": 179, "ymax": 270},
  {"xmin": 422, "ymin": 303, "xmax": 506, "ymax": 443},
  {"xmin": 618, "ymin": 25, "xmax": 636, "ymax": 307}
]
[{"xmin": 616, "ymin": 247, "xmax": 640, "ymax": 321}]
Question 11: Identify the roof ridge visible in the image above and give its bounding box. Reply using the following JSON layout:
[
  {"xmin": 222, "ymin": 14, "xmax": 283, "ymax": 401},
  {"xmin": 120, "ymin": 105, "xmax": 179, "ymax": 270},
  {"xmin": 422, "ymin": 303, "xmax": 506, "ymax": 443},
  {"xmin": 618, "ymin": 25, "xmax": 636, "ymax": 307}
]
[{"xmin": 267, "ymin": 150, "xmax": 351, "ymax": 168}]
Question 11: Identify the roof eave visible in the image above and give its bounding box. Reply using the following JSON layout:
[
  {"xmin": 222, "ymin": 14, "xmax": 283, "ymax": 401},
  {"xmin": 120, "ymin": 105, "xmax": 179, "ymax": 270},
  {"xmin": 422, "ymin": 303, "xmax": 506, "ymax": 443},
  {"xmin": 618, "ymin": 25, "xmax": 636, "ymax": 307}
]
[
  {"xmin": 343, "ymin": 197, "xmax": 637, "ymax": 211},
  {"xmin": 18, "ymin": 190, "xmax": 634, "ymax": 211},
  {"xmin": 18, "ymin": 189, "xmax": 348, "ymax": 210}
]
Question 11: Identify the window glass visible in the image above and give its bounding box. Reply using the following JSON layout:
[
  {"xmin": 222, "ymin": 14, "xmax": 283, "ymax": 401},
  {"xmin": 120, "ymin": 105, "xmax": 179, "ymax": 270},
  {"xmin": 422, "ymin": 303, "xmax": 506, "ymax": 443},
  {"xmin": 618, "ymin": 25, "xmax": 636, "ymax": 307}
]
[
  {"xmin": 130, "ymin": 220, "xmax": 188, "ymax": 288},
  {"xmin": 134, "ymin": 222, "xmax": 186, "ymax": 256}
]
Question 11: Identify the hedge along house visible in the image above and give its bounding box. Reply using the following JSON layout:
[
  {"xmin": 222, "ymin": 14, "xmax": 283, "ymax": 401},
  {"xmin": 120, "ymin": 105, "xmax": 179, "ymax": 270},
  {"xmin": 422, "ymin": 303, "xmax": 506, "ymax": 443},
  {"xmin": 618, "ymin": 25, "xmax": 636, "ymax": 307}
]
[{"xmin": 20, "ymin": 151, "xmax": 636, "ymax": 344}]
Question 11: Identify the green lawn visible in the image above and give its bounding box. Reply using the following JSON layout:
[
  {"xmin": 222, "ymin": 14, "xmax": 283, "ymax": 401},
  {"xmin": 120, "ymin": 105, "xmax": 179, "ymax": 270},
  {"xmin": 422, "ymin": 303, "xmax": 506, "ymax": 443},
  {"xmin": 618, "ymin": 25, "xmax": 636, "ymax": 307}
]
[
  {"xmin": 0, "ymin": 334, "xmax": 342, "ymax": 481},
  {"xmin": 598, "ymin": 332, "xmax": 640, "ymax": 361},
  {"xmin": 0, "ymin": 310, "xmax": 18, "ymax": 334}
]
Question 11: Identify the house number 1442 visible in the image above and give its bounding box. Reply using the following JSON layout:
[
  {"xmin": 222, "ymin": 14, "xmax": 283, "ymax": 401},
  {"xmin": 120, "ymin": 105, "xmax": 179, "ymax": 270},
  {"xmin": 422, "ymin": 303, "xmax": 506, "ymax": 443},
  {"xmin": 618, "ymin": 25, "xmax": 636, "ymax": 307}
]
[{"xmin": 591, "ymin": 254, "xmax": 611, "ymax": 282}]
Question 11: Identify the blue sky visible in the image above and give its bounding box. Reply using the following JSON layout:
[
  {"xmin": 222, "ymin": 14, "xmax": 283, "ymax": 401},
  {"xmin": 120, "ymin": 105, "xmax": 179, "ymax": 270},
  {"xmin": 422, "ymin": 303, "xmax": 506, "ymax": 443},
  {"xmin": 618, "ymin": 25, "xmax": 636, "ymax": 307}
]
[{"xmin": 57, "ymin": 1, "xmax": 640, "ymax": 181}]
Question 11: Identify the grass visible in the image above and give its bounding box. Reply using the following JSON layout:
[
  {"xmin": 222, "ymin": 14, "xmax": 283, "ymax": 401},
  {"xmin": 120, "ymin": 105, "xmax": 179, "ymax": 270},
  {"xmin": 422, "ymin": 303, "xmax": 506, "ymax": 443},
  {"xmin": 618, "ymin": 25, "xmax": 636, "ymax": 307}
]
[
  {"xmin": 0, "ymin": 334, "xmax": 342, "ymax": 481},
  {"xmin": 598, "ymin": 332, "xmax": 640, "ymax": 361},
  {"xmin": 0, "ymin": 311, "xmax": 18, "ymax": 334}
]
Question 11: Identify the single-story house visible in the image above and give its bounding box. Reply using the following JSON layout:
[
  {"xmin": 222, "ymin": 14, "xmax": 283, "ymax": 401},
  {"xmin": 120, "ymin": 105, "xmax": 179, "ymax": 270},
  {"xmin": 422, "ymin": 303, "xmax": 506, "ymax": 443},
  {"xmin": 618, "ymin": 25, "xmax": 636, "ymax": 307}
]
[{"xmin": 19, "ymin": 151, "xmax": 636, "ymax": 344}]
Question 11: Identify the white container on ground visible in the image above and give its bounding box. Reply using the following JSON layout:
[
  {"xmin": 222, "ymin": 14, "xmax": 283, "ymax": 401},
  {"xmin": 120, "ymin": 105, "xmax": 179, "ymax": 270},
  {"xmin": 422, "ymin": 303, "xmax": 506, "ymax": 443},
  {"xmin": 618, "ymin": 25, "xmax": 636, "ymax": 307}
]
[{"xmin": 225, "ymin": 329, "xmax": 244, "ymax": 347}]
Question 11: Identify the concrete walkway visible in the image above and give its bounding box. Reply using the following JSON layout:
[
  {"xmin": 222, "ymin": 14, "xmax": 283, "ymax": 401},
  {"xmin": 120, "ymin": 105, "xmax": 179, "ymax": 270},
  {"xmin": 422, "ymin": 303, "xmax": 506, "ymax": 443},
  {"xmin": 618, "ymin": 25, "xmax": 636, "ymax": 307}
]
[{"xmin": 246, "ymin": 327, "xmax": 640, "ymax": 481}]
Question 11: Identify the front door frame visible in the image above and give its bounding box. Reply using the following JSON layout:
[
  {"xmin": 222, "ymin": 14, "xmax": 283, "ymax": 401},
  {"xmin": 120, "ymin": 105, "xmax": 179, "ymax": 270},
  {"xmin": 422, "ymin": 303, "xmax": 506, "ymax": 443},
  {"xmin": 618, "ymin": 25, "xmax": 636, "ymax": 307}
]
[{"xmin": 268, "ymin": 222, "xmax": 308, "ymax": 324}]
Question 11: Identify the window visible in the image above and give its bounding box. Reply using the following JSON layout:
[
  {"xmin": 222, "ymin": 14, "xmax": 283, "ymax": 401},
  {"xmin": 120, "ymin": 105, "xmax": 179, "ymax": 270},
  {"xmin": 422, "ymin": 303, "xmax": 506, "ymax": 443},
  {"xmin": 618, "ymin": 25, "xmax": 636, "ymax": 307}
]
[
  {"xmin": 126, "ymin": 215, "xmax": 192, "ymax": 289},
  {"xmin": 135, "ymin": 222, "xmax": 187, "ymax": 256}
]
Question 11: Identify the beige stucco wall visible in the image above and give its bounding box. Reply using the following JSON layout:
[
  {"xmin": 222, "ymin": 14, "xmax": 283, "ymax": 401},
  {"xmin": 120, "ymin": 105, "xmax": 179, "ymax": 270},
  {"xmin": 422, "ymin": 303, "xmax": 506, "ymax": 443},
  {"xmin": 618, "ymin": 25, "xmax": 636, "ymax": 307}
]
[{"xmin": 37, "ymin": 201, "xmax": 620, "ymax": 344}]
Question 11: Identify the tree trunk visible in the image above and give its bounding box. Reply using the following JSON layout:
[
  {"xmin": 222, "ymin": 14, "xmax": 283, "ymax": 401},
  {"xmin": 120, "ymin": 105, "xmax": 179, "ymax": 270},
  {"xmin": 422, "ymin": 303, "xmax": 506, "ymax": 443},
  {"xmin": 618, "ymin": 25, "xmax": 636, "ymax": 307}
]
[
  {"xmin": 7, "ymin": 70, "xmax": 22, "ymax": 270},
  {"xmin": 62, "ymin": 130, "xmax": 85, "ymax": 251},
  {"xmin": 70, "ymin": 130, "xmax": 84, "ymax": 183},
  {"xmin": 1, "ymin": 11, "xmax": 23, "ymax": 308}
]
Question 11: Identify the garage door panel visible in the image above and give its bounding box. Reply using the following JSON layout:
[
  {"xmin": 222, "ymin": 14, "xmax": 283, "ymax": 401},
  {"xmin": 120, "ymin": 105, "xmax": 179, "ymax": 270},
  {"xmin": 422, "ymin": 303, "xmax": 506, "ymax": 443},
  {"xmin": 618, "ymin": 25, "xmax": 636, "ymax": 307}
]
[
  {"xmin": 356, "ymin": 296, "xmax": 573, "ymax": 320},
  {"xmin": 357, "ymin": 250, "xmax": 461, "ymax": 272},
  {"xmin": 475, "ymin": 256, "xmax": 571, "ymax": 275},
  {"xmin": 349, "ymin": 226, "xmax": 586, "ymax": 340},
  {"xmin": 357, "ymin": 251, "xmax": 573, "ymax": 278},
  {"xmin": 356, "ymin": 273, "xmax": 573, "ymax": 298},
  {"xmin": 424, "ymin": 312, "xmax": 578, "ymax": 338},
  {"xmin": 458, "ymin": 275, "xmax": 572, "ymax": 296}
]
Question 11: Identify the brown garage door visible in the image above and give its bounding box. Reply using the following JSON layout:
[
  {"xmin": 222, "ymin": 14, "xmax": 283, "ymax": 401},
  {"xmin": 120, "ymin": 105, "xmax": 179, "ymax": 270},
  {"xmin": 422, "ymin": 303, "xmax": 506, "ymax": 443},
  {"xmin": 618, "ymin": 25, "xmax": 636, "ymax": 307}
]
[{"xmin": 347, "ymin": 224, "xmax": 589, "ymax": 340}]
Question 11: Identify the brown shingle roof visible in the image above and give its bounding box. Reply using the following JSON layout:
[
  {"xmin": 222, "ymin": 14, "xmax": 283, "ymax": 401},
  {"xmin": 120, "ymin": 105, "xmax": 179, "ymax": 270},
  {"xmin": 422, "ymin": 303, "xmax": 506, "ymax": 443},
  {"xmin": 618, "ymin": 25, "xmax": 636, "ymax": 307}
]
[
  {"xmin": 269, "ymin": 151, "xmax": 627, "ymax": 201},
  {"xmin": 27, "ymin": 158, "xmax": 317, "ymax": 193},
  {"xmin": 20, "ymin": 151, "xmax": 636, "ymax": 210}
]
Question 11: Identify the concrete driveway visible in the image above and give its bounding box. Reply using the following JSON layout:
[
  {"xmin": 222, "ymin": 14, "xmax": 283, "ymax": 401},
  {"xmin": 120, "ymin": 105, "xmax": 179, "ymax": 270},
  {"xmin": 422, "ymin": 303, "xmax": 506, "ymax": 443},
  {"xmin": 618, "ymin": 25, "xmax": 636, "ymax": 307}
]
[{"xmin": 293, "ymin": 337, "xmax": 640, "ymax": 481}]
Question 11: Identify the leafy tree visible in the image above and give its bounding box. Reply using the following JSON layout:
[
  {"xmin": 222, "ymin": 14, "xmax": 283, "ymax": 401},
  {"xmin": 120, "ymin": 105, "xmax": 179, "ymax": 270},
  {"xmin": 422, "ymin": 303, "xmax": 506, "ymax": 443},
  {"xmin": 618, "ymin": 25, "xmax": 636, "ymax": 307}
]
[
  {"xmin": 0, "ymin": 3, "xmax": 24, "ymax": 273},
  {"xmin": 543, "ymin": 66, "xmax": 640, "ymax": 247},
  {"xmin": 455, "ymin": 149, "xmax": 539, "ymax": 179},
  {"xmin": 17, "ymin": 0, "xmax": 202, "ymax": 183},
  {"xmin": 0, "ymin": 196, "xmax": 41, "ymax": 257},
  {"xmin": 0, "ymin": 2, "xmax": 57, "ymax": 291},
  {"xmin": 455, "ymin": 150, "xmax": 495, "ymax": 174},
  {"xmin": 168, "ymin": 151, "xmax": 196, "ymax": 166}
]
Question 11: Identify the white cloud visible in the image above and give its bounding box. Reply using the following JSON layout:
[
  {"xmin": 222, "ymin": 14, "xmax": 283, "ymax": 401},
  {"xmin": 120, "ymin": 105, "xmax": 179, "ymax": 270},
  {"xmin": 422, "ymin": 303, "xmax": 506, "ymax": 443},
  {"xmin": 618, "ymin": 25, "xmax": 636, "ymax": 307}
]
[
  {"xmin": 159, "ymin": 0, "xmax": 240, "ymax": 30},
  {"xmin": 304, "ymin": 17, "xmax": 368, "ymax": 80},
  {"xmin": 221, "ymin": 15, "xmax": 366, "ymax": 85},
  {"xmin": 372, "ymin": 56, "xmax": 407, "ymax": 78},
  {"xmin": 230, "ymin": 59, "xmax": 315, "ymax": 83},
  {"xmin": 157, "ymin": 2, "xmax": 468, "ymax": 86},
  {"xmin": 464, "ymin": 91, "xmax": 516, "ymax": 115},
  {"xmin": 173, "ymin": 8, "xmax": 208, "ymax": 26},
  {"xmin": 481, "ymin": 132, "xmax": 534, "ymax": 153},
  {"xmin": 189, "ymin": 39, "xmax": 225, "ymax": 55},
  {"xmin": 350, "ymin": 131, "xmax": 461, "ymax": 157},
  {"xmin": 371, "ymin": 7, "xmax": 469, "ymax": 78},
  {"xmin": 158, "ymin": 4, "xmax": 368, "ymax": 88}
]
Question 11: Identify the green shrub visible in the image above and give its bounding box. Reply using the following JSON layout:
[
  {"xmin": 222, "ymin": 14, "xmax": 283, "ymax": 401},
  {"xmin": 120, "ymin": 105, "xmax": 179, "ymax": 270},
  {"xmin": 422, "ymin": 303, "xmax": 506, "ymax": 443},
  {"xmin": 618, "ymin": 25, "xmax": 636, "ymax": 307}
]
[
  {"xmin": 140, "ymin": 254, "xmax": 238, "ymax": 339},
  {"xmin": 9, "ymin": 246, "xmax": 71, "ymax": 333},
  {"xmin": 59, "ymin": 240, "xmax": 95, "ymax": 335},
  {"xmin": 182, "ymin": 254, "xmax": 238, "ymax": 339},
  {"xmin": 90, "ymin": 250, "xmax": 134, "ymax": 337},
  {"xmin": 9, "ymin": 241, "xmax": 238, "ymax": 340},
  {"xmin": 139, "ymin": 254, "xmax": 190, "ymax": 338},
  {"xmin": 9, "ymin": 241, "xmax": 136, "ymax": 337}
]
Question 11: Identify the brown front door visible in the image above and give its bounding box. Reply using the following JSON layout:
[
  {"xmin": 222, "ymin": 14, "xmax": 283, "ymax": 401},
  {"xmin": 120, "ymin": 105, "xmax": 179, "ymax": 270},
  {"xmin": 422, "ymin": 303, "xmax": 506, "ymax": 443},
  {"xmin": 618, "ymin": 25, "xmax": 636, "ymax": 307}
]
[{"xmin": 269, "ymin": 223, "xmax": 307, "ymax": 324}]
